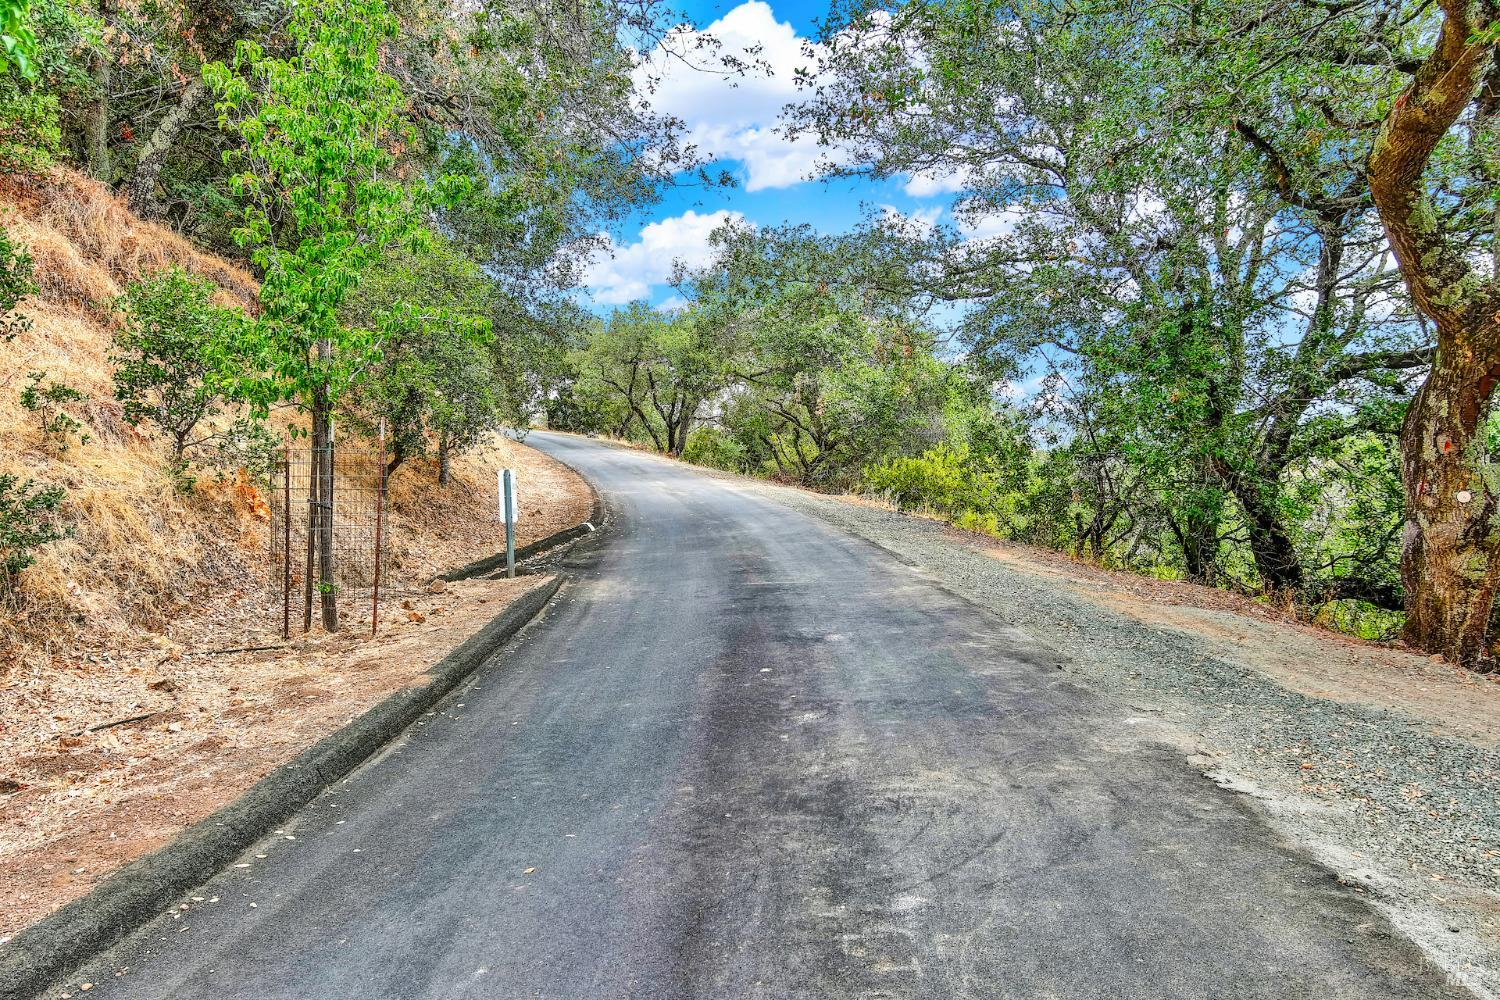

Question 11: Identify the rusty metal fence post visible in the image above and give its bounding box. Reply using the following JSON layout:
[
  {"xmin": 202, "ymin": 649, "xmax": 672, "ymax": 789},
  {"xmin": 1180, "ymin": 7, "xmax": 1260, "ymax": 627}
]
[
  {"xmin": 302, "ymin": 439, "xmax": 316, "ymax": 634},
  {"xmin": 281, "ymin": 443, "xmax": 291, "ymax": 641},
  {"xmin": 268, "ymin": 439, "xmax": 388, "ymax": 638},
  {"xmin": 371, "ymin": 419, "xmax": 386, "ymax": 637}
]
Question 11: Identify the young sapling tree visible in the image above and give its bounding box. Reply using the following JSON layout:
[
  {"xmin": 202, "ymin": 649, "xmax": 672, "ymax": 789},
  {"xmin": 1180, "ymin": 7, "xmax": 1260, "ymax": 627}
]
[
  {"xmin": 0, "ymin": 472, "xmax": 68, "ymax": 603},
  {"xmin": 0, "ymin": 224, "xmax": 33, "ymax": 343},
  {"xmin": 205, "ymin": 0, "xmax": 465, "ymax": 631},
  {"xmin": 112, "ymin": 267, "xmax": 243, "ymax": 469},
  {"xmin": 20, "ymin": 370, "xmax": 88, "ymax": 452}
]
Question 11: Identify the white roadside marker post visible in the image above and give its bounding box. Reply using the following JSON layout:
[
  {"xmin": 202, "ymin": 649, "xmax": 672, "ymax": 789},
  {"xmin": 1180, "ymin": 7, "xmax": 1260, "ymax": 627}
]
[{"xmin": 501, "ymin": 468, "xmax": 517, "ymax": 579}]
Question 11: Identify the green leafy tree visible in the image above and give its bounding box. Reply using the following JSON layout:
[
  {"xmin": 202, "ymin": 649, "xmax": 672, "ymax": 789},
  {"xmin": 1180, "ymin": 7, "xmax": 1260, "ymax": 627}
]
[
  {"xmin": 683, "ymin": 223, "xmax": 955, "ymax": 487},
  {"xmin": 205, "ymin": 0, "xmax": 461, "ymax": 632},
  {"xmin": 572, "ymin": 304, "xmax": 734, "ymax": 456},
  {"xmin": 355, "ymin": 302, "xmax": 497, "ymax": 484},
  {"xmin": 341, "ymin": 242, "xmax": 533, "ymax": 484},
  {"xmin": 791, "ymin": 0, "xmax": 1428, "ymax": 601},
  {"xmin": 0, "ymin": 0, "xmax": 90, "ymax": 173},
  {"xmin": 1057, "ymin": 0, "xmax": 1500, "ymax": 661},
  {"xmin": 112, "ymin": 267, "xmax": 244, "ymax": 464},
  {"xmin": 0, "ymin": 0, "xmax": 37, "ymax": 78},
  {"xmin": 20, "ymin": 369, "xmax": 88, "ymax": 452},
  {"xmin": 392, "ymin": 0, "xmax": 712, "ymax": 304}
]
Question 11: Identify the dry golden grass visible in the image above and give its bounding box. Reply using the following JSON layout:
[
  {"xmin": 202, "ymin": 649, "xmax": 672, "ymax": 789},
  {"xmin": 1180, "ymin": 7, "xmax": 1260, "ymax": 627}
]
[
  {"xmin": 0, "ymin": 168, "xmax": 583, "ymax": 666},
  {"xmin": 0, "ymin": 168, "xmax": 260, "ymax": 660},
  {"xmin": 0, "ymin": 169, "xmax": 600, "ymax": 938},
  {"xmin": 0, "ymin": 171, "xmax": 256, "ymax": 315}
]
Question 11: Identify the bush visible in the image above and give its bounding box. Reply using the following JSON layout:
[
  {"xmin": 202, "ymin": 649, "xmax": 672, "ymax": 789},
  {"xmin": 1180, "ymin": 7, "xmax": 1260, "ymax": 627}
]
[
  {"xmin": 864, "ymin": 443, "xmax": 974, "ymax": 512},
  {"xmin": 0, "ymin": 76, "xmax": 59, "ymax": 172},
  {"xmin": 0, "ymin": 223, "xmax": 33, "ymax": 342},
  {"xmin": 1, "ymin": 0, "xmax": 100, "ymax": 172},
  {"xmin": 865, "ymin": 443, "xmax": 1030, "ymax": 538},
  {"xmin": 953, "ymin": 509, "xmax": 1002, "ymax": 537},
  {"xmin": 112, "ymin": 267, "xmax": 240, "ymax": 460},
  {"xmin": 208, "ymin": 416, "xmax": 279, "ymax": 481},
  {"xmin": 682, "ymin": 426, "xmax": 748, "ymax": 473},
  {"xmin": 20, "ymin": 369, "xmax": 88, "ymax": 451},
  {"xmin": 0, "ymin": 472, "xmax": 68, "ymax": 599}
]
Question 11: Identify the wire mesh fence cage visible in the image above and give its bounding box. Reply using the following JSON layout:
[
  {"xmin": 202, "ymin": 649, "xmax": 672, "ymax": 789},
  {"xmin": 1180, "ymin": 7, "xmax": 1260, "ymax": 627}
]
[{"xmin": 268, "ymin": 441, "xmax": 389, "ymax": 638}]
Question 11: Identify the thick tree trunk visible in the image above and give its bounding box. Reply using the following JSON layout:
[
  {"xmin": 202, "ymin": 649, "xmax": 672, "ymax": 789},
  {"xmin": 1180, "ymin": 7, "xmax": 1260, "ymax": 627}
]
[
  {"xmin": 1218, "ymin": 465, "xmax": 1304, "ymax": 594},
  {"xmin": 1180, "ymin": 530, "xmax": 1216, "ymax": 583},
  {"xmin": 1174, "ymin": 505, "xmax": 1221, "ymax": 584},
  {"xmin": 1087, "ymin": 515, "xmax": 1110, "ymax": 560},
  {"xmin": 668, "ymin": 413, "xmax": 693, "ymax": 456},
  {"xmin": 1365, "ymin": 0, "xmax": 1500, "ymax": 668},
  {"xmin": 437, "ymin": 438, "xmax": 451, "ymax": 486},
  {"xmin": 1243, "ymin": 506, "xmax": 1303, "ymax": 594},
  {"xmin": 302, "ymin": 441, "xmax": 317, "ymax": 633},
  {"xmin": 123, "ymin": 76, "xmax": 207, "ymax": 216},
  {"xmin": 1398, "ymin": 355, "xmax": 1500, "ymax": 668},
  {"xmin": 84, "ymin": 2, "xmax": 112, "ymax": 182},
  {"xmin": 1075, "ymin": 505, "xmax": 1116, "ymax": 561}
]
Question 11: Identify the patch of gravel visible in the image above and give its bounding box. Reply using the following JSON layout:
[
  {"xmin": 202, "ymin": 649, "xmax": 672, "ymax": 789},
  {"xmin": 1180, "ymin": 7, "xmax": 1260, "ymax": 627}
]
[{"xmin": 748, "ymin": 483, "xmax": 1500, "ymax": 997}]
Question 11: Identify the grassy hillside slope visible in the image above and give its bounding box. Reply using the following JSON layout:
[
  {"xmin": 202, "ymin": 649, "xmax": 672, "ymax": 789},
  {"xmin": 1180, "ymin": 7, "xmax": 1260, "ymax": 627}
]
[
  {"xmin": 0, "ymin": 169, "xmax": 595, "ymax": 935},
  {"xmin": 0, "ymin": 170, "xmax": 264, "ymax": 658},
  {"xmin": 0, "ymin": 168, "xmax": 578, "ymax": 663}
]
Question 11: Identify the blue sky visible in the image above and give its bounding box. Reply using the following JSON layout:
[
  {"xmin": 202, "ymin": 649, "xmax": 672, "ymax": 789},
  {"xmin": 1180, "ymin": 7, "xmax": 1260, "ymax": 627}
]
[{"xmin": 580, "ymin": 0, "xmax": 970, "ymax": 309}]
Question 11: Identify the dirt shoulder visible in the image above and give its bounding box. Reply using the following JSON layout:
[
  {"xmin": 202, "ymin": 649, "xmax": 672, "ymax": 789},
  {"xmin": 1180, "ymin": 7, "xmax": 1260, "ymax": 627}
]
[
  {"xmin": 721, "ymin": 478, "xmax": 1500, "ymax": 997},
  {"xmin": 0, "ymin": 437, "xmax": 591, "ymax": 940},
  {"xmin": 969, "ymin": 529, "xmax": 1500, "ymax": 749}
]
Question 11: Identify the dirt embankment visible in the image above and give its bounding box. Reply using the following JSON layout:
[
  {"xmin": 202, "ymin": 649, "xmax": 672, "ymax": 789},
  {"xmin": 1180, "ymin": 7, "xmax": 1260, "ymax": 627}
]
[
  {"xmin": 0, "ymin": 435, "xmax": 592, "ymax": 939},
  {"xmin": 0, "ymin": 171, "xmax": 597, "ymax": 937}
]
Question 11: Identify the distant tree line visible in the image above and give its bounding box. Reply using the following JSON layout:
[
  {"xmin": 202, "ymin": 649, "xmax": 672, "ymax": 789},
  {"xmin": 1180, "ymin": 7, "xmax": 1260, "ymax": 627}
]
[{"xmin": 558, "ymin": 0, "xmax": 1500, "ymax": 671}]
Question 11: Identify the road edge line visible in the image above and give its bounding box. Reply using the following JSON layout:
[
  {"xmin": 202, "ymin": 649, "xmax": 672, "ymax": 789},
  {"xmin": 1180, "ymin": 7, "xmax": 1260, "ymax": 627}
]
[{"xmin": 0, "ymin": 575, "xmax": 564, "ymax": 1000}]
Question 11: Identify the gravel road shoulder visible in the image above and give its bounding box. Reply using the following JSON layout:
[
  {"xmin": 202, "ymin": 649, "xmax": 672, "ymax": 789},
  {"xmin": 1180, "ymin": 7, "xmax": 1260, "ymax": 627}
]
[{"xmin": 719, "ymin": 477, "xmax": 1500, "ymax": 998}]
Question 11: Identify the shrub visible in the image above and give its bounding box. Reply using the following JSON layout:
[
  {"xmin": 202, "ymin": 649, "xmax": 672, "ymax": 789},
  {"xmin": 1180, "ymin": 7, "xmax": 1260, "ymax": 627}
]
[
  {"xmin": 0, "ymin": 223, "xmax": 33, "ymax": 342},
  {"xmin": 0, "ymin": 79, "xmax": 58, "ymax": 172},
  {"xmin": 953, "ymin": 509, "xmax": 1002, "ymax": 537},
  {"xmin": 865, "ymin": 443, "xmax": 1031, "ymax": 538},
  {"xmin": 683, "ymin": 426, "xmax": 748, "ymax": 473},
  {"xmin": 864, "ymin": 443, "xmax": 973, "ymax": 512},
  {"xmin": 208, "ymin": 416, "xmax": 279, "ymax": 481},
  {"xmin": 0, "ymin": 0, "xmax": 99, "ymax": 172},
  {"xmin": 112, "ymin": 267, "xmax": 240, "ymax": 460},
  {"xmin": 0, "ymin": 472, "xmax": 67, "ymax": 599},
  {"xmin": 20, "ymin": 369, "xmax": 88, "ymax": 451}
]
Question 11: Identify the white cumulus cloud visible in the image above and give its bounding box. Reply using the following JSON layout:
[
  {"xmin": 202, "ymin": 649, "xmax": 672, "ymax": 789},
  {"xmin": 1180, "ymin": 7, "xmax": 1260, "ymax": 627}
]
[
  {"xmin": 903, "ymin": 168, "xmax": 973, "ymax": 197},
  {"xmin": 584, "ymin": 209, "xmax": 746, "ymax": 305},
  {"xmin": 638, "ymin": 1, "xmax": 836, "ymax": 192},
  {"xmin": 878, "ymin": 203, "xmax": 943, "ymax": 233}
]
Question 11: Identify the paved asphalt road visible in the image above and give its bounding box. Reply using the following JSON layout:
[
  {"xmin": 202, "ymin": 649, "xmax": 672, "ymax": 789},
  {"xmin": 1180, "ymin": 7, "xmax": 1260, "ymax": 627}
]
[{"xmin": 72, "ymin": 432, "xmax": 1471, "ymax": 999}]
